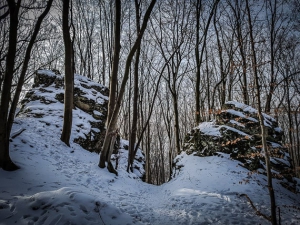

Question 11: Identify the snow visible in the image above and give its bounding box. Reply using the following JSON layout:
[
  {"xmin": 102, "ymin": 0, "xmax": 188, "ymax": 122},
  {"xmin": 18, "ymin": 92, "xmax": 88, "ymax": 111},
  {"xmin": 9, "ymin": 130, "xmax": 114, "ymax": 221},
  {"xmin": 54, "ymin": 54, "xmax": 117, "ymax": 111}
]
[
  {"xmin": 74, "ymin": 74, "xmax": 109, "ymax": 102},
  {"xmin": 93, "ymin": 110, "xmax": 102, "ymax": 116},
  {"xmin": 1, "ymin": 115, "xmax": 300, "ymax": 224},
  {"xmin": 0, "ymin": 118, "xmax": 300, "ymax": 225},
  {"xmin": 36, "ymin": 69, "xmax": 57, "ymax": 77},
  {"xmin": 196, "ymin": 121, "xmax": 221, "ymax": 136},
  {"xmin": 1, "ymin": 75, "xmax": 299, "ymax": 225},
  {"xmin": 226, "ymin": 100, "xmax": 277, "ymax": 125},
  {"xmin": 225, "ymin": 109, "xmax": 258, "ymax": 123},
  {"xmin": 226, "ymin": 100, "xmax": 258, "ymax": 114},
  {"xmin": 195, "ymin": 121, "xmax": 251, "ymax": 138},
  {"xmin": 274, "ymin": 127, "xmax": 283, "ymax": 132},
  {"xmin": 229, "ymin": 119, "xmax": 245, "ymax": 127}
]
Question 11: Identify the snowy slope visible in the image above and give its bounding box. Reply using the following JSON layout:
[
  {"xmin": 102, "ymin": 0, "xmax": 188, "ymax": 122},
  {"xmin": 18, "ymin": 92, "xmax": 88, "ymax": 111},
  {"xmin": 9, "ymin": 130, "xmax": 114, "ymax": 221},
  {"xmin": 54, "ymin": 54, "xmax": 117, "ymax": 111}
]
[
  {"xmin": 0, "ymin": 75, "xmax": 300, "ymax": 224},
  {"xmin": 1, "ymin": 124, "xmax": 300, "ymax": 225}
]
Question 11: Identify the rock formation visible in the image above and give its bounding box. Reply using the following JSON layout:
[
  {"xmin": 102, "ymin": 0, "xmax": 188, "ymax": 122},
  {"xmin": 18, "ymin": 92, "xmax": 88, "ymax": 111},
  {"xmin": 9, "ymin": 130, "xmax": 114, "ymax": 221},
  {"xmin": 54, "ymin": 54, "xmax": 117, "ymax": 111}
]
[
  {"xmin": 19, "ymin": 69, "xmax": 109, "ymax": 152},
  {"xmin": 183, "ymin": 101, "xmax": 295, "ymax": 190},
  {"xmin": 15, "ymin": 69, "xmax": 145, "ymax": 178}
]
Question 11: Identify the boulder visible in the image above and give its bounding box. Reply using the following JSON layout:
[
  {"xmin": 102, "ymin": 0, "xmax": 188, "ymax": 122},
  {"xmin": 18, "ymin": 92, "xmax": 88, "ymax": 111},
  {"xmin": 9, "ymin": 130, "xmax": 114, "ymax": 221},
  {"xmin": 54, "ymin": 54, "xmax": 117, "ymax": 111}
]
[{"xmin": 183, "ymin": 101, "xmax": 295, "ymax": 189}]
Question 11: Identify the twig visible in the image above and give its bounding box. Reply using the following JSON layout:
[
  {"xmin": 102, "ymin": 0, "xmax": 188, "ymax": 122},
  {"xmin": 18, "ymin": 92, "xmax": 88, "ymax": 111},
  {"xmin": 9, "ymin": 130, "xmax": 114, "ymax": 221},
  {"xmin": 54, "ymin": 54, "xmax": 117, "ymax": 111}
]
[
  {"xmin": 10, "ymin": 128, "xmax": 26, "ymax": 139},
  {"xmin": 95, "ymin": 201, "xmax": 106, "ymax": 225},
  {"xmin": 240, "ymin": 193, "xmax": 271, "ymax": 222},
  {"xmin": 278, "ymin": 207, "xmax": 281, "ymax": 225}
]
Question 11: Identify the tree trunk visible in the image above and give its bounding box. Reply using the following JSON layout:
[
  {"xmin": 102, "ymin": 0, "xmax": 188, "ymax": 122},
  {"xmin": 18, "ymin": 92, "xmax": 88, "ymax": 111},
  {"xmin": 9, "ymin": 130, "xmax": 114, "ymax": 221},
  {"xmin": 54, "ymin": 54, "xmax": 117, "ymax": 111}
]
[
  {"xmin": 172, "ymin": 90, "xmax": 181, "ymax": 155},
  {"xmin": 195, "ymin": 0, "xmax": 220, "ymax": 124},
  {"xmin": 106, "ymin": 0, "xmax": 121, "ymax": 127},
  {"xmin": 98, "ymin": 0, "xmax": 121, "ymax": 169},
  {"xmin": 7, "ymin": 0, "xmax": 53, "ymax": 138},
  {"xmin": 265, "ymin": 0, "xmax": 279, "ymax": 113},
  {"xmin": 213, "ymin": 9, "xmax": 226, "ymax": 106},
  {"xmin": 128, "ymin": 0, "xmax": 141, "ymax": 172},
  {"xmin": 195, "ymin": 0, "xmax": 201, "ymax": 124},
  {"xmin": 285, "ymin": 76, "xmax": 295, "ymax": 170},
  {"xmin": 98, "ymin": 0, "xmax": 156, "ymax": 174},
  {"xmin": 246, "ymin": 1, "xmax": 277, "ymax": 224},
  {"xmin": 228, "ymin": 0, "xmax": 249, "ymax": 105},
  {"xmin": 294, "ymin": 106, "xmax": 300, "ymax": 176},
  {"xmin": 61, "ymin": 0, "xmax": 74, "ymax": 146},
  {"xmin": 145, "ymin": 123, "xmax": 151, "ymax": 183},
  {"xmin": 0, "ymin": 0, "xmax": 21, "ymax": 171}
]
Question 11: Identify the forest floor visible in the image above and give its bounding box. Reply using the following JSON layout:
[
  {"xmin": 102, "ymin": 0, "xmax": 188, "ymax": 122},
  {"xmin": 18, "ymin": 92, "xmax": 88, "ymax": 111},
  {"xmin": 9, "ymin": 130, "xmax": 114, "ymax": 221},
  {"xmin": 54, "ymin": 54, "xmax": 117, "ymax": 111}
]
[
  {"xmin": 1, "ymin": 74, "xmax": 300, "ymax": 225},
  {"xmin": 0, "ymin": 113, "xmax": 300, "ymax": 225}
]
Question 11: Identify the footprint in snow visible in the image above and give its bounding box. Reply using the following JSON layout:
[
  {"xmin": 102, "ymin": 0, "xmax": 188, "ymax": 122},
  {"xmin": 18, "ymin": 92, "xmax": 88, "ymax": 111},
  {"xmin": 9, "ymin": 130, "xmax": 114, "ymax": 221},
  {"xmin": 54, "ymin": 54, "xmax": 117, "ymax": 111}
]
[{"xmin": 80, "ymin": 205, "xmax": 88, "ymax": 214}]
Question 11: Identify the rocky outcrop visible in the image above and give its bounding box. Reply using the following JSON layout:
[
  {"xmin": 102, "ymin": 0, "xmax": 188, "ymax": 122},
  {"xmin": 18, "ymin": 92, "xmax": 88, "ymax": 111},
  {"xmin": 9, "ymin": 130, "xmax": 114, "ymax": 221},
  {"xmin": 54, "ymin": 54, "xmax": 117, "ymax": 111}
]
[
  {"xmin": 17, "ymin": 69, "xmax": 145, "ymax": 178},
  {"xmin": 19, "ymin": 69, "xmax": 109, "ymax": 152},
  {"xmin": 183, "ymin": 101, "xmax": 295, "ymax": 189}
]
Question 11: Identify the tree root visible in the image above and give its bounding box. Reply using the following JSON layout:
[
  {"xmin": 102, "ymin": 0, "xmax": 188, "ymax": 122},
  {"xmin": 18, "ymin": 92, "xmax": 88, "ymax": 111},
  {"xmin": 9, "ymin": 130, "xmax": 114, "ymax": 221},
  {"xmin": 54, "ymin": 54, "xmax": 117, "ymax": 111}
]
[
  {"xmin": 107, "ymin": 161, "xmax": 118, "ymax": 176},
  {"xmin": 0, "ymin": 160, "xmax": 20, "ymax": 171}
]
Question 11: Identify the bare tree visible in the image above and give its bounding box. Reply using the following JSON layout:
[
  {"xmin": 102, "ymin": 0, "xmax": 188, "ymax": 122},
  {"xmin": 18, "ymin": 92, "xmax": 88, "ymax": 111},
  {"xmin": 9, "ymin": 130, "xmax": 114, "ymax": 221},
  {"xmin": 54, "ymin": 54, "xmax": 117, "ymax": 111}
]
[
  {"xmin": 246, "ymin": 0, "xmax": 277, "ymax": 223},
  {"xmin": 195, "ymin": 0, "xmax": 220, "ymax": 123},
  {"xmin": 0, "ymin": 0, "xmax": 53, "ymax": 170},
  {"xmin": 151, "ymin": 0, "xmax": 194, "ymax": 156},
  {"xmin": 127, "ymin": 0, "xmax": 142, "ymax": 172},
  {"xmin": 7, "ymin": 0, "xmax": 54, "ymax": 140},
  {"xmin": 227, "ymin": 0, "xmax": 250, "ymax": 105},
  {"xmin": 264, "ymin": 0, "xmax": 289, "ymax": 113},
  {"xmin": 97, "ymin": 0, "xmax": 156, "ymax": 175}
]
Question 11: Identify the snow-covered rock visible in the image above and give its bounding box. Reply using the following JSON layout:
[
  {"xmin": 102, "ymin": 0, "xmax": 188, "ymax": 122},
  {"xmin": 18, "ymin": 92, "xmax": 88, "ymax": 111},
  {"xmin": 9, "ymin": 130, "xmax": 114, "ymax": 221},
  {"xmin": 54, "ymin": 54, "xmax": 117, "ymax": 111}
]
[
  {"xmin": 17, "ymin": 69, "xmax": 145, "ymax": 178},
  {"xmin": 182, "ymin": 101, "xmax": 295, "ymax": 192},
  {"xmin": 20, "ymin": 69, "xmax": 109, "ymax": 152}
]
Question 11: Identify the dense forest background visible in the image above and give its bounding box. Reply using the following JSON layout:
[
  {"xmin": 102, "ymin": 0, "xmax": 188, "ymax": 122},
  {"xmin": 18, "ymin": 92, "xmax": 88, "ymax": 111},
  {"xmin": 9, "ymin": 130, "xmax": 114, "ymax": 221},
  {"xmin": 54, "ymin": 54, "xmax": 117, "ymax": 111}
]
[{"xmin": 0, "ymin": 0, "xmax": 299, "ymax": 185}]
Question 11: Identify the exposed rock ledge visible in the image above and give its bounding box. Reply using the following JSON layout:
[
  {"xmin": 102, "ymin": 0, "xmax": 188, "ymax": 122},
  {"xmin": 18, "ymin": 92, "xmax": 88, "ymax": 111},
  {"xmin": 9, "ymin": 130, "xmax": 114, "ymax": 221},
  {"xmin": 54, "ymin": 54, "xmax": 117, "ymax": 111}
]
[
  {"xmin": 19, "ymin": 69, "xmax": 109, "ymax": 152},
  {"xmin": 182, "ymin": 101, "xmax": 295, "ymax": 191}
]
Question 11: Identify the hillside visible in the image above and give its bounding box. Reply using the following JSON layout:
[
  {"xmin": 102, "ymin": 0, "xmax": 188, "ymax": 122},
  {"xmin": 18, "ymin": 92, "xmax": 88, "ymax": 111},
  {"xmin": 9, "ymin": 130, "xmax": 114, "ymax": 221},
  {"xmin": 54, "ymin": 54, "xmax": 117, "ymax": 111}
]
[{"xmin": 0, "ymin": 70, "xmax": 299, "ymax": 224}]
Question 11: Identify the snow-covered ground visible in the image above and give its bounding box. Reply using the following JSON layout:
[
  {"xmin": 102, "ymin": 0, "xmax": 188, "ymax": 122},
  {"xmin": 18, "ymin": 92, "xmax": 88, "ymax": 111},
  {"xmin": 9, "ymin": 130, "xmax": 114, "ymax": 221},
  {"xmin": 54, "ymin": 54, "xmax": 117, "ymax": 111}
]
[
  {"xmin": 0, "ymin": 71, "xmax": 299, "ymax": 224},
  {"xmin": 0, "ymin": 116, "xmax": 299, "ymax": 224}
]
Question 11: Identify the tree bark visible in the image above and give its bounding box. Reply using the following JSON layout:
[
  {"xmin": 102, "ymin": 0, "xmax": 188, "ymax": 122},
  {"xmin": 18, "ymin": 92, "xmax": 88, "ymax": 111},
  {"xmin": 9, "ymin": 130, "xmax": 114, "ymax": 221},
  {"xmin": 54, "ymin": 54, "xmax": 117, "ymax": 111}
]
[
  {"xmin": 0, "ymin": 0, "xmax": 21, "ymax": 171},
  {"xmin": 106, "ymin": 0, "xmax": 121, "ymax": 127},
  {"xmin": 61, "ymin": 0, "xmax": 74, "ymax": 146},
  {"xmin": 213, "ymin": 8, "xmax": 226, "ymax": 106},
  {"xmin": 98, "ymin": 0, "xmax": 121, "ymax": 169},
  {"xmin": 128, "ymin": 0, "xmax": 141, "ymax": 172},
  {"xmin": 195, "ymin": 0, "xmax": 201, "ymax": 124}
]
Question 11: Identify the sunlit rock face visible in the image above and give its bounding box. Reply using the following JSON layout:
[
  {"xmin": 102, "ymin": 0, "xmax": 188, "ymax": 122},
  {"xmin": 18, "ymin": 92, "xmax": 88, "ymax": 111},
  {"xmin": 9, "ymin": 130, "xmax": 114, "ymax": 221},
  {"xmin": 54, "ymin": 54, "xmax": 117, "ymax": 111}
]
[
  {"xmin": 19, "ymin": 69, "xmax": 109, "ymax": 153},
  {"xmin": 182, "ymin": 101, "xmax": 295, "ymax": 191}
]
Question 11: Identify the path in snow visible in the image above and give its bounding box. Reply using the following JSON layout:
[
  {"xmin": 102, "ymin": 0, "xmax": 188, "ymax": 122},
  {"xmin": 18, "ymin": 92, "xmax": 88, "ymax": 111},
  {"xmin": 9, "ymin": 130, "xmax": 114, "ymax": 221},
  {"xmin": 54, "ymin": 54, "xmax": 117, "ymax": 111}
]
[{"xmin": 1, "ymin": 116, "xmax": 299, "ymax": 224}]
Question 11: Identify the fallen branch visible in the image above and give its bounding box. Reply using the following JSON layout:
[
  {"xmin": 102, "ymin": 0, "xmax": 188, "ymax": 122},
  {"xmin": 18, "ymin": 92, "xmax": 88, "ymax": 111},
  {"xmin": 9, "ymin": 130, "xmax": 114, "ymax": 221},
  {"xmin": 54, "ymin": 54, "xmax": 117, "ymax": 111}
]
[
  {"xmin": 95, "ymin": 201, "xmax": 106, "ymax": 225},
  {"xmin": 10, "ymin": 128, "xmax": 26, "ymax": 139},
  {"xmin": 240, "ymin": 193, "xmax": 271, "ymax": 222}
]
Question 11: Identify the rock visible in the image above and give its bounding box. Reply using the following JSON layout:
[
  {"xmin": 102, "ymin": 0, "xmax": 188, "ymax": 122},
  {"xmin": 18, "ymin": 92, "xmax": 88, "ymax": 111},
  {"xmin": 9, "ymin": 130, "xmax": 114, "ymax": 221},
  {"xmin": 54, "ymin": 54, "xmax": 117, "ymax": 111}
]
[
  {"xmin": 19, "ymin": 69, "xmax": 109, "ymax": 153},
  {"xmin": 17, "ymin": 69, "xmax": 146, "ymax": 178},
  {"xmin": 182, "ymin": 101, "xmax": 295, "ymax": 190}
]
